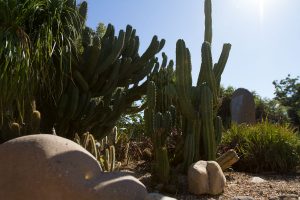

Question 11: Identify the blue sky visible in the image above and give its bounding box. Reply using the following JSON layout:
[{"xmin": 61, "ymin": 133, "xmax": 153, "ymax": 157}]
[{"xmin": 83, "ymin": 0, "xmax": 300, "ymax": 99}]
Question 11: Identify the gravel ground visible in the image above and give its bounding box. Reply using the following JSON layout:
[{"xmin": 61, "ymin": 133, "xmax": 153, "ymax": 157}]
[
  {"xmin": 172, "ymin": 171, "xmax": 300, "ymax": 200},
  {"xmin": 123, "ymin": 161, "xmax": 300, "ymax": 200}
]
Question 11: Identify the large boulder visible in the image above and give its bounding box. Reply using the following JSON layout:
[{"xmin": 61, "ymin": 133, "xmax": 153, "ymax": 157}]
[
  {"xmin": 0, "ymin": 134, "xmax": 147, "ymax": 200},
  {"xmin": 188, "ymin": 160, "xmax": 226, "ymax": 195}
]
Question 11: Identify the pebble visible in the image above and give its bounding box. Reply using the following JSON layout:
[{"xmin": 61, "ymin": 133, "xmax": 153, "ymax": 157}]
[
  {"xmin": 144, "ymin": 193, "xmax": 177, "ymax": 200},
  {"xmin": 250, "ymin": 176, "xmax": 266, "ymax": 183},
  {"xmin": 231, "ymin": 196, "xmax": 255, "ymax": 200}
]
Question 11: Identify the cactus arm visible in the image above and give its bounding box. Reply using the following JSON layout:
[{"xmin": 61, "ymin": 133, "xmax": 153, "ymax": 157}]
[
  {"xmin": 94, "ymin": 29, "xmax": 125, "ymax": 76},
  {"xmin": 200, "ymin": 84, "xmax": 216, "ymax": 160},
  {"xmin": 213, "ymin": 43, "xmax": 232, "ymax": 87},
  {"xmin": 175, "ymin": 40, "xmax": 195, "ymax": 119},
  {"xmin": 214, "ymin": 116, "xmax": 223, "ymax": 145},
  {"xmin": 139, "ymin": 36, "xmax": 160, "ymax": 64},
  {"xmin": 198, "ymin": 42, "xmax": 218, "ymax": 105},
  {"xmin": 204, "ymin": 0, "xmax": 212, "ymax": 43}
]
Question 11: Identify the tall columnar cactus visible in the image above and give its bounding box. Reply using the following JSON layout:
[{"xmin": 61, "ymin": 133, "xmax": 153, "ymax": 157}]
[
  {"xmin": 144, "ymin": 0, "xmax": 231, "ymax": 176},
  {"xmin": 175, "ymin": 0, "xmax": 231, "ymax": 167}
]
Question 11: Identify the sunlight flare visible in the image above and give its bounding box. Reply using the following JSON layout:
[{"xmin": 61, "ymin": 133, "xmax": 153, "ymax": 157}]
[{"xmin": 259, "ymin": 0, "xmax": 265, "ymax": 25}]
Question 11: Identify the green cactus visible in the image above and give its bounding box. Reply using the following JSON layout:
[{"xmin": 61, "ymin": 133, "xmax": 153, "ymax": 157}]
[
  {"xmin": 145, "ymin": 0, "xmax": 231, "ymax": 176},
  {"xmin": 31, "ymin": 110, "xmax": 41, "ymax": 134},
  {"xmin": 145, "ymin": 79, "xmax": 177, "ymax": 184},
  {"xmin": 38, "ymin": 19, "xmax": 166, "ymax": 139},
  {"xmin": 199, "ymin": 83, "xmax": 216, "ymax": 160},
  {"xmin": 214, "ymin": 116, "xmax": 223, "ymax": 146},
  {"xmin": 10, "ymin": 122, "xmax": 21, "ymax": 137},
  {"xmin": 173, "ymin": 0, "xmax": 231, "ymax": 166},
  {"xmin": 156, "ymin": 147, "xmax": 170, "ymax": 184},
  {"xmin": 204, "ymin": 0, "xmax": 212, "ymax": 43},
  {"xmin": 102, "ymin": 145, "xmax": 117, "ymax": 172}
]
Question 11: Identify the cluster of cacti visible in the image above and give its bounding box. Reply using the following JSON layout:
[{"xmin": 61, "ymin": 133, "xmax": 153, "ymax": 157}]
[
  {"xmin": 75, "ymin": 132, "xmax": 99, "ymax": 158},
  {"xmin": 74, "ymin": 131, "xmax": 121, "ymax": 172},
  {"xmin": 0, "ymin": 106, "xmax": 41, "ymax": 142},
  {"xmin": 102, "ymin": 145, "xmax": 120, "ymax": 172},
  {"xmin": 144, "ymin": 0, "xmax": 232, "ymax": 180},
  {"xmin": 144, "ymin": 78, "xmax": 177, "ymax": 184},
  {"xmin": 33, "ymin": 1, "xmax": 165, "ymax": 140}
]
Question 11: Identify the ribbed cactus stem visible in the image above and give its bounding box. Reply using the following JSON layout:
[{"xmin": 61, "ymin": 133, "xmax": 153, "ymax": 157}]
[
  {"xmin": 156, "ymin": 147, "xmax": 170, "ymax": 184},
  {"xmin": 147, "ymin": 81, "xmax": 156, "ymax": 110},
  {"xmin": 183, "ymin": 132, "xmax": 195, "ymax": 170},
  {"xmin": 213, "ymin": 43, "xmax": 232, "ymax": 89},
  {"xmin": 200, "ymin": 84, "xmax": 216, "ymax": 160},
  {"xmin": 198, "ymin": 42, "xmax": 218, "ymax": 106},
  {"xmin": 104, "ymin": 148, "xmax": 110, "ymax": 171},
  {"xmin": 88, "ymin": 133, "xmax": 98, "ymax": 159},
  {"xmin": 204, "ymin": 0, "xmax": 212, "ymax": 43},
  {"xmin": 113, "ymin": 126, "xmax": 118, "ymax": 145},
  {"xmin": 110, "ymin": 145, "xmax": 116, "ymax": 171},
  {"xmin": 175, "ymin": 40, "xmax": 195, "ymax": 119},
  {"xmin": 214, "ymin": 116, "xmax": 223, "ymax": 145}
]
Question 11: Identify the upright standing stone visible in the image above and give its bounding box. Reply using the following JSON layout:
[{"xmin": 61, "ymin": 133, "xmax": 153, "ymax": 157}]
[{"xmin": 230, "ymin": 88, "xmax": 256, "ymax": 124}]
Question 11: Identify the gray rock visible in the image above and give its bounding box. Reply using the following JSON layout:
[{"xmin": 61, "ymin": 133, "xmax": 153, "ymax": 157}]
[
  {"xmin": 144, "ymin": 193, "xmax": 177, "ymax": 200},
  {"xmin": 230, "ymin": 88, "xmax": 256, "ymax": 124},
  {"xmin": 269, "ymin": 194, "xmax": 299, "ymax": 200},
  {"xmin": 188, "ymin": 160, "xmax": 226, "ymax": 195},
  {"xmin": 0, "ymin": 134, "xmax": 147, "ymax": 200}
]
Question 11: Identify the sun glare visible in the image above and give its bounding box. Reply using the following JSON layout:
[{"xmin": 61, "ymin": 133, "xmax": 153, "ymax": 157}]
[{"xmin": 258, "ymin": 0, "xmax": 265, "ymax": 25}]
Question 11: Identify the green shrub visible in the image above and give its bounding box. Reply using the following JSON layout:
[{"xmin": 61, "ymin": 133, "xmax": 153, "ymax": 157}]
[{"xmin": 220, "ymin": 121, "xmax": 300, "ymax": 173}]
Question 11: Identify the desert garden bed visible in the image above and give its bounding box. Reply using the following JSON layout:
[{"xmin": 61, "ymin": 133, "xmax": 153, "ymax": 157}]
[{"xmin": 121, "ymin": 160, "xmax": 300, "ymax": 200}]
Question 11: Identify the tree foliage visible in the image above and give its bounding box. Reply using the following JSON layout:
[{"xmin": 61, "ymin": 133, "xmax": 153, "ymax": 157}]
[{"xmin": 273, "ymin": 74, "xmax": 300, "ymax": 129}]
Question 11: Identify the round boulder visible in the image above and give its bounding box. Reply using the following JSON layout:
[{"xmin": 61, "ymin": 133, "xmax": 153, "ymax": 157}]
[
  {"xmin": 0, "ymin": 134, "xmax": 147, "ymax": 200},
  {"xmin": 188, "ymin": 160, "xmax": 226, "ymax": 195}
]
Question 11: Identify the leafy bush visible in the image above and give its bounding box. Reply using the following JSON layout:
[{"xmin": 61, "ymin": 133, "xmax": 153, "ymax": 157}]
[{"xmin": 220, "ymin": 121, "xmax": 300, "ymax": 173}]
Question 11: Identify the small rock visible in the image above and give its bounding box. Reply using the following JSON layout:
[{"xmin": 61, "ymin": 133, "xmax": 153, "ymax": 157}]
[
  {"xmin": 144, "ymin": 193, "xmax": 177, "ymax": 200},
  {"xmin": 232, "ymin": 196, "xmax": 255, "ymax": 200},
  {"xmin": 188, "ymin": 160, "xmax": 226, "ymax": 195},
  {"xmin": 250, "ymin": 176, "xmax": 266, "ymax": 183}
]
